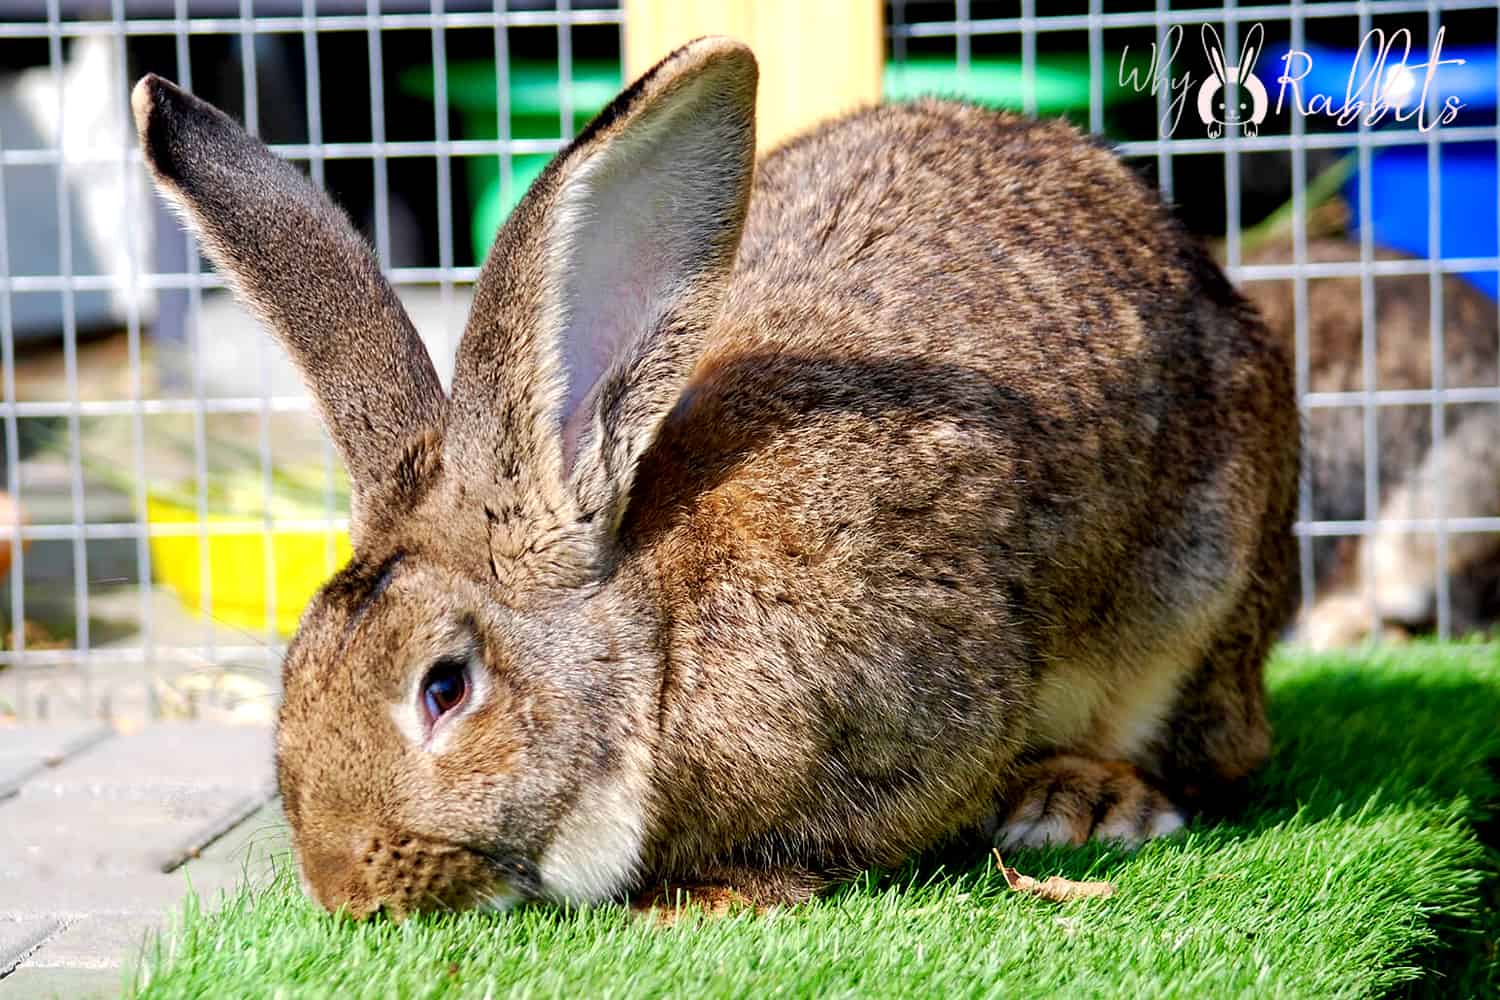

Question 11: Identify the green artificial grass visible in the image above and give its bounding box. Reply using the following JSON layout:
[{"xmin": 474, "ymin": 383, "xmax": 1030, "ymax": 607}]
[{"xmin": 128, "ymin": 645, "xmax": 1499, "ymax": 999}]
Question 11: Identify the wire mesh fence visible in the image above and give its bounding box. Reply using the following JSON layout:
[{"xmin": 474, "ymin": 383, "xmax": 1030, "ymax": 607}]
[{"xmin": 0, "ymin": 0, "xmax": 1494, "ymax": 722}]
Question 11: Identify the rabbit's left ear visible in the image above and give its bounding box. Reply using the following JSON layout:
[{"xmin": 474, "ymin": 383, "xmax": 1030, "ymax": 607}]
[
  {"xmin": 1201, "ymin": 24, "xmax": 1229, "ymax": 85},
  {"xmin": 1237, "ymin": 23, "xmax": 1264, "ymax": 83},
  {"xmin": 444, "ymin": 37, "xmax": 757, "ymax": 564}
]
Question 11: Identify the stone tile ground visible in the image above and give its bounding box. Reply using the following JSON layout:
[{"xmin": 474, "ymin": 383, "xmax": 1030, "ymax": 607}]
[{"xmin": 0, "ymin": 723, "xmax": 285, "ymax": 998}]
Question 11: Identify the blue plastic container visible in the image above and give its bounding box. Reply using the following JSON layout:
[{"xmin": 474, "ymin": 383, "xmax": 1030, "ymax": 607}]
[
  {"xmin": 1270, "ymin": 41, "xmax": 1499, "ymax": 298},
  {"xmin": 1357, "ymin": 143, "xmax": 1498, "ymax": 298}
]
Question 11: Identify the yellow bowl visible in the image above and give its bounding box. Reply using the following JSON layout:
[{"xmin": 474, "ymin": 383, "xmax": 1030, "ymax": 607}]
[{"xmin": 146, "ymin": 496, "xmax": 352, "ymax": 636}]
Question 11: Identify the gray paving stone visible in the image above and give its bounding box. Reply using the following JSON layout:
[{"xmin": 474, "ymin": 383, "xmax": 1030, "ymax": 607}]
[
  {"xmin": 0, "ymin": 865, "xmax": 247, "ymax": 920},
  {"xmin": 0, "ymin": 965, "xmax": 130, "ymax": 999},
  {"xmin": 28, "ymin": 723, "xmax": 273, "ymax": 796},
  {"xmin": 0, "ymin": 721, "xmax": 278, "ymax": 976},
  {"xmin": 0, "ymin": 725, "xmax": 114, "ymax": 798},
  {"xmin": 195, "ymin": 799, "xmax": 291, "ymax": 872},
  {"xmin": 23, "ymin": 916, "xmax": 162, "ymax": 970},
  {"xmin": 0, "ymin": 918, "xmax": 58, "ymax": 974},
  {"xmin": 155, "ymin": 792, "xmax": 274, "ymax": 875},
  {"xmin": 0, "ymin": 790, "xmax": 255, "ymax": 879}
]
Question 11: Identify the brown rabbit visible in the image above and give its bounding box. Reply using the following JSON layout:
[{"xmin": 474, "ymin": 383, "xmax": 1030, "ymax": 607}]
[
  {"xmin": 133, "ymin": 38, "xmax": 1297, "ymax": 917},
  {"xmin": 1239, "ymin": 237, "xmax": 1500, "ymax": 647}
]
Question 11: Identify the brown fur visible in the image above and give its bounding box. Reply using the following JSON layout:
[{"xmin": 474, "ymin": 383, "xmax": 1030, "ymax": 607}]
[
  {"xmin": 135, "ymin": 38, "xmax": 1297, "ymax": 919},
  {"xmin": 1239, "ymin": 237, "xmax": 1500, "ymax": 644}
]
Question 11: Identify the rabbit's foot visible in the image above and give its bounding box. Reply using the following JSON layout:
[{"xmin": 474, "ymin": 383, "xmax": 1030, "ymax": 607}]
[
  {"xmin": 997, "ymin": 755, "xmax": 1183, "ymax": 849},
  {"xmin": 630, "ymin": 864, "xmax": 827, "ymax": 922},
  {"xmin": 630, "ymin": 883, "xmax": 755, "ymax": 924}
]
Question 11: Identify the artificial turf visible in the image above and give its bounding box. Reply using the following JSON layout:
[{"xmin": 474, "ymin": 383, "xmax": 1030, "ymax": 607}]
[{"xmin": 126, "ymin": 645, "xmax": 1499, "ymax": 999}]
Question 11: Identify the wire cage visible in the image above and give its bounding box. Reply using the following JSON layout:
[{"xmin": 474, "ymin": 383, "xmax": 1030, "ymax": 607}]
[{"xmin": 0, "ymin": 1, "xmax": 1495, "ymax": 723}]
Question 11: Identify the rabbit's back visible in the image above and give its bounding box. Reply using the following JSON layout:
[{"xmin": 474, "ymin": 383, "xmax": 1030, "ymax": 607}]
[
  {"xmin": 625, "ymin": 100, "xmax": 1296, "ymax": 871},
  {"xmin": 657, "ymin": 100, "xmax": 1294, "ymax": 633},
  {"xmin": 731, "ymin": 101, "xmax": 1216, "ymax": 368}
]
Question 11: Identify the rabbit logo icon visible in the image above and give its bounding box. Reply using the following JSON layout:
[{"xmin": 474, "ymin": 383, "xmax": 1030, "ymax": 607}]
[{"xmin": 1197, "ymin": 23, "xmax": 1268, "ymax": 137}]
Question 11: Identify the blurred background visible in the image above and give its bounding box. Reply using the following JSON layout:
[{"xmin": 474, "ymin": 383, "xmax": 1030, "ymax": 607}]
[{"xmin": 0, "ymin": 0, "xmax": 1495, "ymax": 723}]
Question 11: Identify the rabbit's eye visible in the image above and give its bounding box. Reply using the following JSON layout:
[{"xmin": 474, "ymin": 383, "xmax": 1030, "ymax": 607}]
[{"xmin": 421, "ymin": 658, "xmax": 469, "ymax": 725}]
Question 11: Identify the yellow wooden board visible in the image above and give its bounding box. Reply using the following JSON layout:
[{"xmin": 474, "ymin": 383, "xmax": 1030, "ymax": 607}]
[{"xmin": 623, "ymin": 0, "xmax": 883, "ymax": 152}]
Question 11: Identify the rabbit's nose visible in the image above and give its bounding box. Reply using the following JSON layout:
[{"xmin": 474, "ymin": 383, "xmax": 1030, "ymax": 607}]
[
  {"xmin": 298, "ymin": 828, "xmax": 503, "ymax": 916},
  {"xmin": 299, "ymin": 834, "xmax": 385, "ymax": 919}
]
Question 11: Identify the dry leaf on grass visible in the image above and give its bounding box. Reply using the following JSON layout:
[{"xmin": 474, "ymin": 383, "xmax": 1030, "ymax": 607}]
[{"xmin": 993, "ymin": 849, "xmax": 1115, "ymax": 902}]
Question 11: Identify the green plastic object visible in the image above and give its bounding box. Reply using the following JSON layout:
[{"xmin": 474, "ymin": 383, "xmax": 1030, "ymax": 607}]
[
  {"xmin": 884, "ymin": 54, "xmax": 1132, "ymax": 115},
  {"xmin": 402, "ymin": 55, "xmax": 1133, "ymax": 263},
  {"xmin": 401, "ymin": 60, "xmax": 623, "ymax": 262}
]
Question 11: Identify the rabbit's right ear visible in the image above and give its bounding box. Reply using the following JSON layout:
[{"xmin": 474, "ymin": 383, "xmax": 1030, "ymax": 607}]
[
  {"xmin": 132, "ymin": 75, "xmax": 445, "ymax": 543},
  {"xmin": 444, "ymin": 38, "xmax": 757, "ymax": 584},
  {"xmin": 1236, "ymin": 23, "xmax": 1264, "ymax": 84}
]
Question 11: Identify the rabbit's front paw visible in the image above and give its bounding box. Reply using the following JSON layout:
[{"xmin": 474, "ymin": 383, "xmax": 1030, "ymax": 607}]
[
  {"xmin": 630, "ymin": 864, "xmax": 827, "ymax": 922},
  {"xmin": 997, "ymin": 755, "xmax": 1183, "ymax": 849},
  {"xmin": 1295, "ymin": 593, "xmax": 1413, "ymax": 650},
  {"xmin": 630, "ymin": 883, "xmax": 754, "ymax": 924}
]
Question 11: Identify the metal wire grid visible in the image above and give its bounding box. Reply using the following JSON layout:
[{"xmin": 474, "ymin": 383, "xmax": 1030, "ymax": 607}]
[
  {"xmin": 0, "ymin": 2, "xmax": 1494, "ymax": 721},
  {"xmin": 0, "ymin": 1, "xmax": 622, "ymax": 720}
]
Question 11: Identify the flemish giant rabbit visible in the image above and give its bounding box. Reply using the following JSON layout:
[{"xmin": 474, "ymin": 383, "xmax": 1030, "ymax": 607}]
[
  {"xmin": 1240, "ymin": 237, "xmax": 1500, "ymax": 647},
  {"xmin": 133, "ymin": 38, "xmax": 1298, "ymax": 916}
]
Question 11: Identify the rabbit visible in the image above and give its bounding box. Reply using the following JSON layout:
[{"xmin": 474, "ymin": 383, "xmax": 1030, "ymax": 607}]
[
  {"xmin": 132, "ymin": 37, "xmax": 1298, "ymax": 918},
  {"xmin": 1238, "ymin": 236, "xmax": 1500, "ymax": 648}
]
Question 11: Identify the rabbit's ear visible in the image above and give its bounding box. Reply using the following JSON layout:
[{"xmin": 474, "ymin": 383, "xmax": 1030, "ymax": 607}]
[
  {"xmin": 1201, "ymin": 24, "xmax": 1229, "ymax": 85},
  {"xmin": 445, "ymin": 37, "xmax": 756, "ymax": 560},
  {"xmin": 1237, "ymin": 23, "xmax": 1264, "ymax": 84},
  {"xmin": 132, "ymin": 75, "xmax": 445, "ymax": 542}
]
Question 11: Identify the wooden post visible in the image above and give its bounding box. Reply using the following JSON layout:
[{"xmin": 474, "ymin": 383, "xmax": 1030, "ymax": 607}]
[{"xmin": 623, "ymin": 0, "xmax": 884, "ymax": 153}]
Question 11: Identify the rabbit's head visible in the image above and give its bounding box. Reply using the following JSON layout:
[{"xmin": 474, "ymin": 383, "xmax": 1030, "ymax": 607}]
[{"xmin": 133, "ymin": 37, "xmax": 758, "ymax": 917}]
